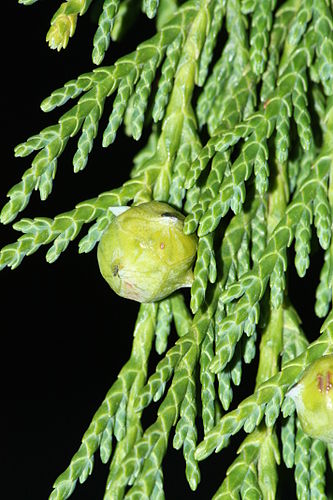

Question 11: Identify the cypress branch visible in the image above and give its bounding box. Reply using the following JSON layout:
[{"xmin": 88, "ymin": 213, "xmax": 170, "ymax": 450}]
[{"xmin": 5, "ymin": 1, "xmax": 333, "ymax": 497}]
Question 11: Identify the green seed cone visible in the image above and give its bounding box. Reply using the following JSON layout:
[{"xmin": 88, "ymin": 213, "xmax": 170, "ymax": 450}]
[
  {"xmin": 97, "ymin": 201, "xmax": 198, "ymax": 302},
  {"xmin": 288, "ymin": 355, "xmax": 333, "ymax": 443}
]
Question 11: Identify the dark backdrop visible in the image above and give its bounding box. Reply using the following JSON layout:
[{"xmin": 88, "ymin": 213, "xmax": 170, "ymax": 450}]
[{"xmin": 2, "ymin": 2, "xmax": 323, "ymax": 499}]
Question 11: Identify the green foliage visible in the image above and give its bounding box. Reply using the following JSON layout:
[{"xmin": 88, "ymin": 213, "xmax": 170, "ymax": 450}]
[{"xmin": 4, "ymin": 0, "xmax": 333, "ymax": 498}]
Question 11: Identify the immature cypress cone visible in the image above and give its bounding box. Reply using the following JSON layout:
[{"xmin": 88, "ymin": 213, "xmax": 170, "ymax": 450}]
[
  {"xmin": 288, "ymin": 355, "xmax": 333, "ymax": 443},
  {"xmin": 97, "ymin": 201, "xmax": 198, "ymax": 302}
]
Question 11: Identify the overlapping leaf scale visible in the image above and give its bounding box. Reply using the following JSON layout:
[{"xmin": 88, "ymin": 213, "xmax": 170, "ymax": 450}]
[
  {"xmin": 240, "ymin": 0, "xmax": 256, "ymax": 15},
  {"xmin": 286, "ymin": 0, "xmax": 313, "ymax": 49},
  {"xmin": 208, "ymin": 67, "xmax": 256, "ymax": 135},
  {"xmin": 37, "ymin": 159, "xmax": 58, "ymax": 201},
  {"xmin": 219, "ymin": 344, "xmax": 245, "ymax": 412},
  {"xmin": 212, "ymin": 432, "xmax": 261, "ymax": 499},
  {"xmin": 155, "ymin": 298, "xmax": 172, "ymax": 354},
  {"xmin": 292, "ymin": 67, "xmax": 313, "ymax": 151},
  {"xmin": 313, "ymin": 182, "xmax": 332, "ymax": 251},
  {"xmin": 287, "ymin": 156, "xmax": 301, "ymax": 197},
  {"xmin": 275, "ymin": 97, "xmax": 292, "ymax": 166},
  {"xmin": 41, "ymin": 68, "xmax": 114, "ymax": 113},
  {"xmin": 315, "ymin": 244, "xmax": 333, "ymax": 319},
  {"xmin": 280, "ymin": 305, "xmax": 308, "ymax": 470},
  {"xmin": 46, "ymin": 2, "xmax": 78, "ymax": 51},
  {"xmin": 249, "ymin": 0, "xmax": 276, "ymax": 76},
  {"xmin": 102, "ymin": 306, "xmax": 159, "ymax": 500},
  {"xmin": 314, "ymin": 136, "xmax": 333, "ymax": 318},
  {"xmin": 217, "ymin": 369, "xmax": 233, "ymax": 412},
  {"xmin": 295, "ymin": 146, "xmax": 316, "ymax": 193},
  {"xmin": 173, "ymin": 376, "xmax": 200, "ymax": 490},
  {"xmin": 184, "ymin": 185, "xmax": 201, "ymax": 220},
  {"xmin": 241, "ymin": 464, "xmax": 262, "ymax": 499},
  {"xmin": 128, "ymin": 55, "xmax": 160, "ymax": 140},
  {"xmin": 168, "ymin": 143, "xmax": 192, "ymax": 209},
  {"xmin": 269, "ymin": 247, "xmax": 287, "ymax": 309},
  {"xmin": 270, "ymin": 26, "xmax": 316, "ymax": 122},
  {"xmin": 142, "ymin": 0, "xmax": 160, "ymax": 19},
  {"xmin": 199, "ymin": 322, "xmax": 216, "ymax": 433},
  {"xmin": 253, "ymin": 135, "xmax": 269, "ymax": 195},
  {"xmin": 242, "ymin": 330, "xmax": 257, "ymax": 364},
  {"xmin": 154, "ymin": 115, "xmax": 201, "ymax": 203},
  {"xmin": 152, "ymin": 33, "xmax": 184, "ymax": 123},
  {"xmin": 260, "ymin": 0, "xmax": 299, "ymax": 102},
  {"xmin": 173, "ymin": 377, "xmax": 196, "ymax": 450},
  {"xmin": 187, "ymin": 31, "xmax": 245, "ymax": 227},
  {"xmin": 102, "ymin": 68, "xmax": 138, "ymax": 147},
  {"xmin": 107, "ymin": 402, "xmax": 171, "ymax": 497},
  {"xmin": 196, "ymin": 38, "xmax": 235, "ymax": 129},
  {"xmin": 78, "ymin": 209, "xmax": 115, "ymax": 254},
  {"xmin": 113, "ymin": 391, "xmax": 128, "ymax": 442},
  {"xmin": 225, "ymin": 0, "xmax": 249, "ymax": 68},
  {"xmin": 294, "ymin": 420, "xmax": 312, "ymax": 500},
  {"xmin": 122, "ymin": 445, "xmax": 165, "ymax": 499},
  {"xmin": 190, "ymin": 233, "xmax": 216, "ymax": 313},
  {"xmin": 257, "ymin": 430, "xmax": 280, "ymax": 498},
  {"xmin": 250, "ymin": 198, "xmax": 267, "ymax": 263},
  {"xmin": 73, "ymin": 89, "xmax": 106, "ymax": 172},
  {"xmin": 197, "ymin": 0, "xmax": 226, "ymax": 87},
  {"xmin": 170, "ymin": 293, "xmax": 192, "ymax": 338},
  {"xmin": 281, "ymin": 413, "xmax": 295, "ymax": 469},
  {"xmin": 281, "ymin": 305, "xmax": 309, "ymax": 368},
  {"xmin": 312, "ymin": 0, "xmax": 333, "ymax": 96},
  {"xmin": 294, "ymin": 206, "xmax": 312, "ymax": 278},
  {"xmin": 167, "ymin": 114, "xmax": 202, "ymax": 207},
  {"xmin": 237, "ymin": 227, "xmax": 251, "ymax": 283},
  {"xmin": 312, "ymin": 85, "xmax": 327, "ymax": 128},
  {"xmin": 309, "ymin": 439, "xmax": 327, "ymax": 499},
  {"xmin": 99, "ymin": 417, "xmax": 114, "ymax": 465},
  {"xmin": 92, "ymin": 0, "xmax": 121, "ymax": 65},
  {"xmin": 211, "ymin": 290, "xmax": 260, "ymax": 375},
  {"xmin": 218, "ymin": 211, "xmax": 249, "ymax": 290},
  {"xmin": 50, "ymin": 0, "xmax": 95, "ymax": 50},
  {"xmin": 149, "ymin": 468, "xmax": 165, "ymax": 500},
  {"xmin": 130, "ymin": 128, "xmax": 159, "ymax": 178},
  {"xmin": 156, "ymin": 0, "xmax": 178, "ymax": 31}
]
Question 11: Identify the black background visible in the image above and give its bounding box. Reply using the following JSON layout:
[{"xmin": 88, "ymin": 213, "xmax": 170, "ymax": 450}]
[{"xmin": 2, "ymin": 2, "xmax": 327, "ymax": 499}]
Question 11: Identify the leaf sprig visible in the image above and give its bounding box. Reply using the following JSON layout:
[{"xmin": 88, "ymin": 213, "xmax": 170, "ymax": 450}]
[{"xmin": 4, "ymin": 0, "xmax": 333, "ymax": 498}]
